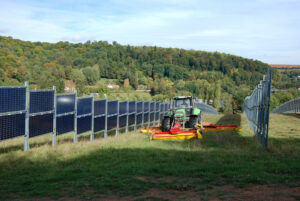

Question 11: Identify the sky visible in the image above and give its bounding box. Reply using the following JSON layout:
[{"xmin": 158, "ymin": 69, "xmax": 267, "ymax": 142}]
[{"xmin": 0, "ymin": 0, "xmax": 299, "ymax": 64}]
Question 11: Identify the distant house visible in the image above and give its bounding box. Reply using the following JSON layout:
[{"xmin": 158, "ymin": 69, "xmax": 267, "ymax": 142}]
[
  {"xmin": 107, "ymin": 84, "xmax": 120, "ymax": 89},
  {"xmin": 64, "ymin": 80, "xmax": 76, "ymax": 93}
]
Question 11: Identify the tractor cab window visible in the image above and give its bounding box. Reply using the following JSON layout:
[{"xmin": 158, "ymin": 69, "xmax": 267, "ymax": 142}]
[{"xmin": 174, "ymin": 99, "xmax": 190, "ymax": 108}]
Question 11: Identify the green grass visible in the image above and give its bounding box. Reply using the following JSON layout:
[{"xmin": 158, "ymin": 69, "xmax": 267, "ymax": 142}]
[{"xmin": 0, "ymin": 114, "xmax": 299, "ymax": 200}]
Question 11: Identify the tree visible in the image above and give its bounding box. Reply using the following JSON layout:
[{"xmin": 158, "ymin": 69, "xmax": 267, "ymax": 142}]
[{"xmin": 82, "ymin": 66, "xmax": 99, "ymax": 85}]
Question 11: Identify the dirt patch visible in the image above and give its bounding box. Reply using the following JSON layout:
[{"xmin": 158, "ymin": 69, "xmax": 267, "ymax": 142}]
[{"xmin": 23, "ymin": 184, "xmax": 300, "ymax": 201}]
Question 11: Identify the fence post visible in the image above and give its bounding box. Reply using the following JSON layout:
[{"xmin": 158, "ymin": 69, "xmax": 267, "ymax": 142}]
[
  {"xmin": 142, "ymin": 98, "xmax": 144, "ymax": 128},
  {"xmin": 73, "ymin": 90, "xmax": 78, "ymax": 144},
  {"xmin": 134, "ymin": 98, "xmax": 137, "ymax": 132},
  {"xmin": 148, "ymin": 100, "xmax": 150, "ymax": 128},
  {"xmin": 104, "ymin": 94, "xmax": 108, "ymax": 139},
  {"xmin": 24, "ymin": 81, "xmax": 30, "ymax": 152},
  {"xmin": 90, "ymin": 94, "xmax": 95, "ymax": 141},
  {"xmin": 158, "ymin": 101, "xmax": 161, "ymax": 126},
  {"xmin": 126, "ymin": 97, "xmax": 129, "ymax": 134},
  {"xmin": 52, "ymin": 86, "xmax": 57, "ymax": 147},
  {"xmin": 153, "ymin": 100, "xmax": 156, "ymax": 126},
  {"xmin": 116, "ymin": 97, "xmax": 119, "ymax": 136}
]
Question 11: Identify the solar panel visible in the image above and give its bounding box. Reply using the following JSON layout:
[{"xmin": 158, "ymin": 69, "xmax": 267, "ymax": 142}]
[
  {"xmin": 129, "ymin": 101, "xmax": 135, "ymax": 113},
  {"xmin": 155, "ymin": 112, "xmax": 159, "ymax": 120},
  {"xmin": 77, "ymin": 97, "xmax": 92, "ymax": 116},
  {"xmin": 108, "ymin": 100, "xmax": 118, "ymax": 115},
  {"xmin": 56, "ymin": 94, "xmax": 75, "ymax": 114},
  {"xmin": 29, "ymin": 114, "xmax": 53, "ymax": 138},
  {"xmin": 144, "ymin": 102, "xmax": 149, "ymax": 112},
  {"xmin": 107, "ymin": 116, "xmax": 117, "ymax": 130},
  {"xmin": 0, "ymin": 113, "xmax": 25, "ymax": 141},
  {"xmin": 119, "ymin": 115, "xmax": 127, "ymax": 128},
  {"xmin": 30, "ymin": 91, "xmax": 54, "ymax": 114},
  {"xmin": 156, "ymin": 102, "xmax": 160, "ymax": 111},
  {"xmin": 137, "ymin": 102, "xmax": 143, "ymax": 113},
  {"xmin": 136, "ymin": 114, "xmax": 142, "ymax": 125},
  {"xmin": 150, "ymin": 102, "xmax": 155, "ymax": 112},
  {"xmin": 94, "ymin": 100, "xmax": 105, "ymax": 116},
  {"xmin": 128, "ymin": 114, "xmax": 135, "ymax": 125},
  {"xmin": 0, "ymin": 87, "xmax": 26, "ymax": 113},
  {"xmin": 119, "ymin": 101, "xmax": 127, "ymax": 115},
  {"xmin": 56, "ymin": 114, "xmax": 74, "ymax": 135},
  {"xmin": 150, "ymin": 113, "xmax": 154, "ymax": 122},
  {"xmin": 77, "ymin": 116, "xmax": 92, "ymax": 134},
  {"xmin": 94, "ymin": 116, "xmax": 105, "ymax": 132},
  {"xmin": 144, "ymin": 112, "xmax": 149, "ymax": 122}
]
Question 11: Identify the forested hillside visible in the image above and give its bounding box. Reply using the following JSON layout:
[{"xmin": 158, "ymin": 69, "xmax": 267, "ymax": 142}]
[{"xmin": 0, "ymin": 36, "xmax": 298, "ymax": 112}]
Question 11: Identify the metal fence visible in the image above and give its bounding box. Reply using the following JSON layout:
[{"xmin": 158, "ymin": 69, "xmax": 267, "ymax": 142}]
[
  {"xmin": 194, "ymin": 102, "xmax": 218, "ymax": 114},
  {"xmin": 243, "ymin": 69, "xmax": 272, "ymax": 148},
  {"xmin": 0, "ymin": 82, "xmax": 170, "ymax": 151},
  {"xmin": 271, "ymin": 97, "xmax": 300, "ymax": 114}
]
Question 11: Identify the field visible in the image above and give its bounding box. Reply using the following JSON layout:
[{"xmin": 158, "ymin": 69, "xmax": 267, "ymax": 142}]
[{"xmin": 0, "ymin": 114, "xmax": 300, "ymax": 200}]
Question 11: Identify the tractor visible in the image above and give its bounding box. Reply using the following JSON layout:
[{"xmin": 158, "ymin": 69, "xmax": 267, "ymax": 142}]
[{"xmin": 161, "ymin": 96, "xmax": 201, "ymax": 132}]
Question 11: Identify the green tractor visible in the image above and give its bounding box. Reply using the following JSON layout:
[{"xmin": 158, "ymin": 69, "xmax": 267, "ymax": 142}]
[{"xmin": 161, "ymin": 96, "xmax": 202, "ymax": 132}]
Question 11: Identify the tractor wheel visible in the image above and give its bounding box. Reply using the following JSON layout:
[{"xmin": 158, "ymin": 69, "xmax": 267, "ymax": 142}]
[
  {"xmin": 162, "ymin": 117, "xmax": 171, "ymax": 132},
  {"xmin": 188, "ymin": 116, "xmax": 198, "ymax": 129}
]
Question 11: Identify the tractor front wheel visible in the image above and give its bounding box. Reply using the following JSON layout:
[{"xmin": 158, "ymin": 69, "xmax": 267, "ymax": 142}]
[
  {"xmin": 162, "ymin": 117, "xmax": 171, "ymax": 132},
  {"xmin": 188, "ymin": 116, "xmax": 198, "ymax": 129}
]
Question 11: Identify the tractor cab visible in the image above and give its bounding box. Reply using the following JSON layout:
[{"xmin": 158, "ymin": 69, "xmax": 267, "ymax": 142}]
[{"xmin": 162, "ymin": 96, "xmax": 201, "ymax": 132}]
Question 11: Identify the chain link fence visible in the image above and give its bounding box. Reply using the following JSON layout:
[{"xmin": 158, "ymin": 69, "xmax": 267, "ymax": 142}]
[
  {"xmin": 271, "ymin": 97, "xmax": 300, "ymax": 114},
  {"xmin": 243, "ymin": 69, "xmax": 272, "ymax": 148}
]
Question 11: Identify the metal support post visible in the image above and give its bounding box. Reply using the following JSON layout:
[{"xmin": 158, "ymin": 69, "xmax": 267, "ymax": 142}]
[
  {"xmin": 24, "ymin": 81, "xmax": 30, "ymax": 152},
  {"xmin": 134, "ymin": 98, "xmax": 137, "ymax": 132},
  {"xmin": 148, "ymin": 100, "xmax": 150, "ymax": 128},
  {"xmin": 116, "ymin": 97, "xmax": 119, "ymax": 136},
  {"xmin": 104, "ymin": 94, "xmax": 108, "ymax": 139},
  {"xmin": 90, "ymin": 94, "xmax": 95, "ymax": 141},
  {"xmin": 141, "ymin": 98, "xmax": 144, "ymax": 127},
  {"xmin": 52, "ymin": 86, "xmax": 57, "ymax": 147},
  {"xmin": 125, "ymin": 97, "xmax": 129, "ymax": 134},
  {"xmin": 73, "ymin": 90, "xmax": 78, "ymax": 144}
]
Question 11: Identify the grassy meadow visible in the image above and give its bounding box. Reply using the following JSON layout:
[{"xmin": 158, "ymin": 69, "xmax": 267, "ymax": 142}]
[{"xmin": 0, "ymin": 114, "xmax": 299, "ymax": 200}]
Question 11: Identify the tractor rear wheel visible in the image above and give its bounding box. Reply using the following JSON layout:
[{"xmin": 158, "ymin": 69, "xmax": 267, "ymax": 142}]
[
  {"xmin": 162, "ymin": 117, "xmax": 171, "ymax": 132},
  {"xmin": 187, "ymin": 116, "xmax": 198, "ymax": 129}
]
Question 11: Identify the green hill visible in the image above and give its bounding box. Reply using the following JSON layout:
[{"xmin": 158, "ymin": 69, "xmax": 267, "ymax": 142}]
[{"xmin": 0, "ymin": 36, "xmax": 298, "ymax": 111}]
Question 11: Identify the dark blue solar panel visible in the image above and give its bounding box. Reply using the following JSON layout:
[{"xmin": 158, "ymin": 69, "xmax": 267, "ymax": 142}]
[
  {"xmin": 144, "ymin": 102, "xmax": 149, "ymax": 112},
  {"xmin": 119, "ymin": 115, "xmax": 127, "ymax": 128},
  {"xmin": 108, "ymin": 100, "xmax": 118, "ymax": 115},
  {"xmin": 119, "ymin": 101, "xmax": 127, "ymax": 115},
  {"xmin": 56, "ymin": 114, "xmax": 74, "ymax": 135},
  {"xmin": 150, "ymin": 113, "xmax": 154, "ymax": 122},
  {"xmin": 165, "ymin": 104, "xmax": 168, "ymax": 111},
  {"xmin": 77, "ymin": 97, "xmax": 92, "ymax": 116},
  {"xmin": 128, "ymin": 114, "xmax": 135, "ymax": 125},
  {"xmin": 144, "ymin": 112, "xmax": 149, "ymax": 122},
  {"xmin": 30, "ymin": 91, "xmax": 54, "ymax": 114},
  {"xmin": 137, "ymin": 102, "xmax": 143, "ymax": 113},
  {"xmin": 155, "ymin": 112, "xmax": 159, "ymax": 120},
  {"xmin": 29, "ymin": 114, "xmax": 53, "ymax": 138},
  {"xmin": 137, "ymin": 114, "xmax": 142, "ymax": 125},
  {"xmin": 156, "ymin": 102, "xmax": 160, "ymax": 111},
  {"xmin": 94, "ymin": 100, "xmax": 105, "ymax": 116},
  {"xmin": 107, "ymin": 116, "xmax": 117, "ymax": 130},
  {"xmin": 0, "ymin": 87, "xmax": 26, "ymax": 113},
  {"xmin": 77, "ymin": 116, "xmax": 92, "ymax": 134},
  {"xmin": 150, "ymin": 102, "xmax": 155, "ymax": 112},
  {"xmin": 129, "ymin": 101, "xmax": 135, "ymax": 113},
  {"xmin": 56, "ymin": 94, "xmax": 75, "ymax": 114},
  {"xmin": 94, "ymin": 116, "xmax": 105, "ymax": 132},
  {"xmin": 0, "ymin": 113, "xmax": 25, "ymax": 141}
]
